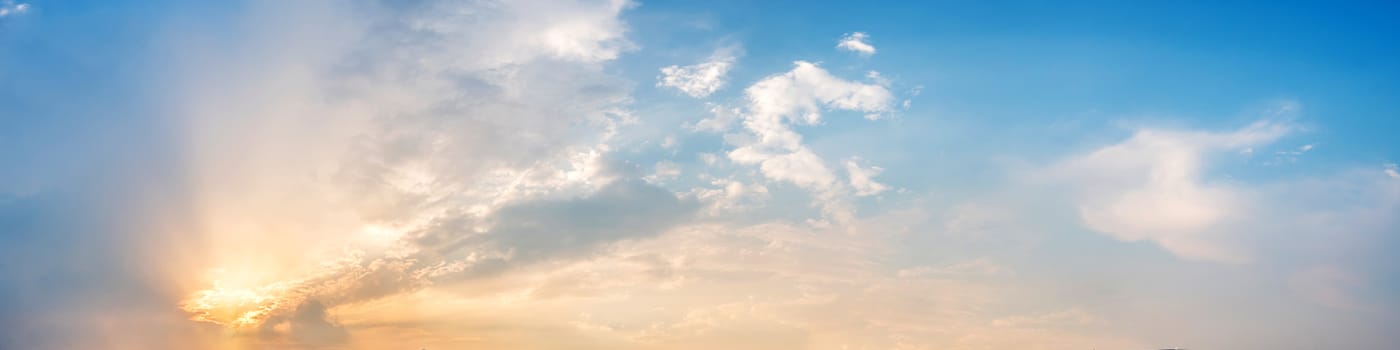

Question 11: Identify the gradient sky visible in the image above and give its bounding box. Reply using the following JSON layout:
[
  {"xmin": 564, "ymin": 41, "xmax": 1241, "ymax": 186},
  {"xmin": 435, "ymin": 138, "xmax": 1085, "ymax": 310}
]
[{"xmin": 3, "ymin": 1, "xmax": 1399, "ymax": 349}]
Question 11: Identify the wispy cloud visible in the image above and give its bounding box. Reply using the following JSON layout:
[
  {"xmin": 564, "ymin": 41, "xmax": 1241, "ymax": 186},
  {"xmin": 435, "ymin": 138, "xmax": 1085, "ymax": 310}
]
[{"xmin": 0, "ymin": 1, "xmax": 29, "ymax": 17}]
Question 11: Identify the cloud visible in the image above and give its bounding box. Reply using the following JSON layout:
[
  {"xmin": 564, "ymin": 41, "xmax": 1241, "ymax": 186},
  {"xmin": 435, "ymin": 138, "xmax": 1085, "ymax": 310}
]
[
  {"xmin": 845, "ymin": 158, "xmax": 888, "ymax": 196},
  {"xmin": 730, "ymin": 146, "xmax": 835, "ymax": 189},
  {"xmin": 280, "ymin": 300, "xmax": 349, "ymax": 346},
  {"xmin": 1045, "ymin": 120, "xmax": 1293, "ymax": 262},
  {"xmin": 0, "ymin": 1, "xmax": 28, "ymax": 17},
  {"xmin": 369, "ymin": 213, "xmax": 1142, "ymax": 350},
  {"xmin": 150, "ymin": 0, "xmax": 696, "ymax": 342},
  {"xmin": 398, "ymin": 0, "xmax": 635, "ymax": 70},
  {"xmin": 1385, "ymin": 162, "xmax": 1399, "ymax": 178},
  {"xmin": 689, "ymin": 60, "xmax": 896, "ymax": 202},
  {"xmin": 745, "ymin": 62, "xmax": 893, "ymax": 125},
  {"xmin": 726, "ymin": 62, "xmax": 891, "ymax": 187},
  {"xmin": 646, "ymin": 160, "xmax": 682, "ymax": 182},
  {"xmin": 1041, "ymin": 117, "xmax": 1400, "ymax": 267},
  {"xmin": 690, "ymin": 177, "xmax": 769, "ymax": 215},
  {"xmin": 697, "ymin": 61, "xmax": 893, "ymax": 222},
  {"xmin": 10, "ymin": 1, "xmax": 1398, "ymax": 349},
  {"xmin": 182, "ymin": 176, "xmax": 698, "ymax": 332},
  {"xmin": 836, "ymin": 32, "xmax": 875, "ymax": 56},
  {"xmin": 0, "ymin": 0, "xmax": 660, "ymax": 343},
  {"xmin": 690, "ymin": 104, "xmax": 742, "ymax": 132},
  {"xmin": 658, "ymin": 47, "xmax": 738, "ymax": 98}
]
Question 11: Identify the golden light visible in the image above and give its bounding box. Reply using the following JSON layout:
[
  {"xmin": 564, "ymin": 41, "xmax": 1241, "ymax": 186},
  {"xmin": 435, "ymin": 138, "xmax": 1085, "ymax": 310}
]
[{"xmin": 180, "ymin": 277, "xmax": 295, "ymax": 329}]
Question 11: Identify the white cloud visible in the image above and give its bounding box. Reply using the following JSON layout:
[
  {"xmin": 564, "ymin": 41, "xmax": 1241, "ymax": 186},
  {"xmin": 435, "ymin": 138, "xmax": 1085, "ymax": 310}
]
[
  {"xmin": 1046, "ymin": 121, "xmax": 1294, "ymax": 262},
  {"xmin": 1043, "ymin": 117, "xmax": 1400, "ymax": 266},
  {"xmin": 0, "ymin": 1, "xmax": 29, "ymax": 17},
  {"xmin": 731, "ymin": 146, "xmax": 833, "ymax": 189},
  {"xmin": 646, "ymin": 161, "xmax": 682, "ymax": 182},
  {"xmin": 836, "ymin": 32, "xmax": 876, "ymax": 56},
  {"xmin": 730, "ymin": 61, "xmax": 891, "ymax": 170},
  {"xmin": 745, "ymin": 61, "xmax": 892, "ymax": 125},
  {"xmin": 717, "ymin": 61, "xmax": 892, "ymax": 222},
  {"xmin": 845, "ymin": 158, "xmax": 888, "ymax": 196},
  {"xmin": 1385, "ymin": 162, "xmax": 1399, "ymax": 179},
  {"xmin": 658, "ymin": 47, "xmax": 738, "ymax": 98},
  {"xmin": 690, "ymin": 178, "xmax": 769, "ymax": 214},
  {"xmin": 690, "ymin": 104, "xmax": 741, "ymax": 132}
]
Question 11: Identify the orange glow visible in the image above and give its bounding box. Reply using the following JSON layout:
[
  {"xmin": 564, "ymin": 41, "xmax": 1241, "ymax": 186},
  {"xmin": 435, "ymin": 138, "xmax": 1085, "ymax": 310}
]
[{"xmin": 180, "ymin": 280, "xmax": 291, "ymax": 329}]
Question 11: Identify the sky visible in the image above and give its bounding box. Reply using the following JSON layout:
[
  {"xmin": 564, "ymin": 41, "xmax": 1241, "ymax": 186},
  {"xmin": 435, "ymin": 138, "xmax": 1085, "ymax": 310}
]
[{"xmin": 2, "ymin": 0, "xmax": 1399, "ymax": 349}]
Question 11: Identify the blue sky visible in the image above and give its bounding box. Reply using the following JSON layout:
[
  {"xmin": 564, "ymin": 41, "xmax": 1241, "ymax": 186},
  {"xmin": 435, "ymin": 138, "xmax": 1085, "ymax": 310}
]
[{"xmin": 2, "ymin": 1, "xmax": 1399, "ymax": 349}]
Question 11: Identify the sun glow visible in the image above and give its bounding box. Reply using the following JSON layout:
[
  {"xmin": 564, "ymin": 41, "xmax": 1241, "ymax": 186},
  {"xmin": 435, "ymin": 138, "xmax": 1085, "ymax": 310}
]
[{"xmin": 180, "ymin": 275, "xmax": 296, "ymax": 329}]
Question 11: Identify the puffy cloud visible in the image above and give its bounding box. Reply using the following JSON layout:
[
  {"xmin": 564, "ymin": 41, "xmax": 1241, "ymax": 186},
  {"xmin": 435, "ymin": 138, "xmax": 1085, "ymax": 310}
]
[
  {"xmin": 730, "ymin": 146, "xmax": 835, "ymax": 189},
  {"xmin": 687, "ymin": 61, "xmax": 894, "ymax": 207},
  {"xmin": 658, "ymin": 47, "xmax": 738, "ymax": 98},
  {"xmin": 711, "ymin": 61, "xmax": 893, "ymax": 221},
  {"xmin": 725, "ymin": 62, "xmax": 891, "ymax": 189},
  {"xmin": 836, "ymin": 32, "xmax": 876, "ymax": 56},
  {"xmin": 745, "ymin": 62, "xmax": 893, "ymax": 125}
]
